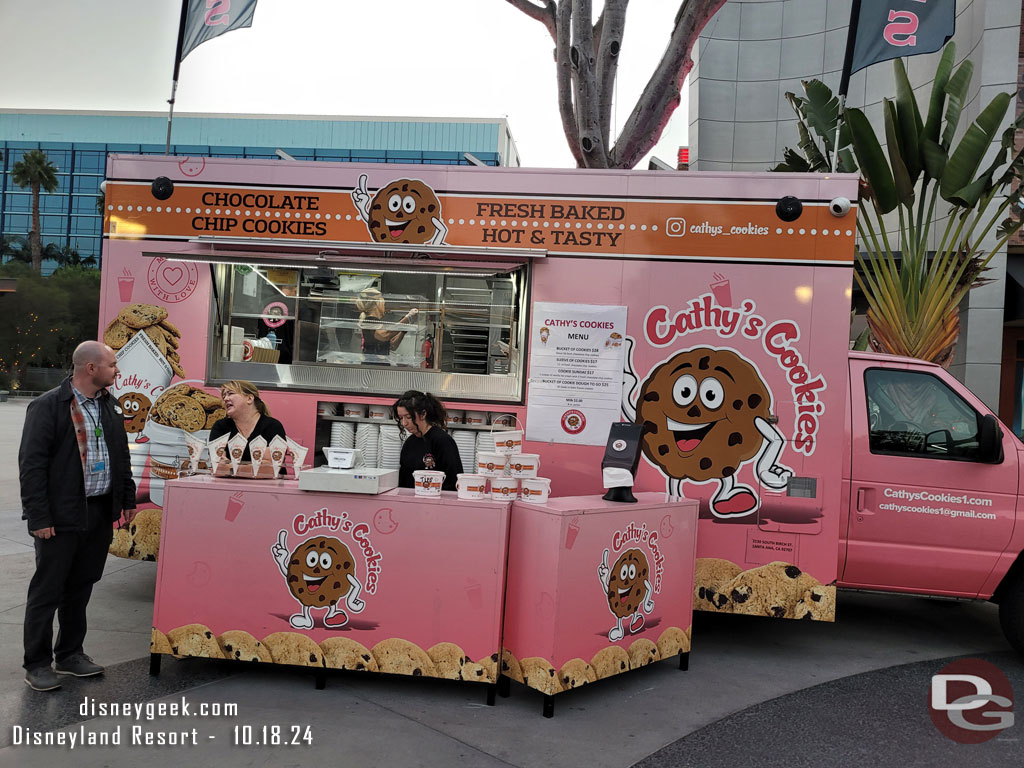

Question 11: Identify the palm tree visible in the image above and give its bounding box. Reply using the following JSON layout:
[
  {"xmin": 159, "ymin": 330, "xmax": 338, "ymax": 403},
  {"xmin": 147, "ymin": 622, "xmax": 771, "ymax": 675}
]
[
  {"xmin": 11, "ymin": 149, "xmax": 59, "ymax": 274},
  {"xmin": 774, "ymin": 44, "xmax": 1024, "ymax": 367}
]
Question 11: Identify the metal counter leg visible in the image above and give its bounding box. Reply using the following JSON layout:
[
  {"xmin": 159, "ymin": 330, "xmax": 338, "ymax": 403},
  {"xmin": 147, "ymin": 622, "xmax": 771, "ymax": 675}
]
[
  {"xmin": 543, "ymin": 695, "xmax": 554, "ymax": 718},
  {"xmin": 497, "ymin": 675, "xmax": 511, "ymax": 698},
  {"xmin": 150, "ymin": 653, "xmax": 161, "ymax": 676},
  {"xmin": 679, "ymin": 651, "xmax": 689, "ymax": 671},
  {"xmin": 486, "ymin": 684, "xmax": 497, "ymax": 706}
]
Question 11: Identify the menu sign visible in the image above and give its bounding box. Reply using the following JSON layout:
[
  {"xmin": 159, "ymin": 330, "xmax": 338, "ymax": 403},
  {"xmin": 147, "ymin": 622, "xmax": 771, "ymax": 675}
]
[{"xmin": 526, "ymin": 303, "xmax": 628, "ymax": 445}]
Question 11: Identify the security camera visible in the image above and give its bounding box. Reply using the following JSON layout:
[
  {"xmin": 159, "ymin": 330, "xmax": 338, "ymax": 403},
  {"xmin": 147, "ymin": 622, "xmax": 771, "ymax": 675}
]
[
  {"xmin": 829, "ymin": 197, "xmax": 851, "ymax": 217},
  {"xmin": 775, "ymin": 196, "xmax": 803, "ymax": 222},
  {"xmin": 151, "ymin": 176, "xmax": 174, "ymax": 201}
]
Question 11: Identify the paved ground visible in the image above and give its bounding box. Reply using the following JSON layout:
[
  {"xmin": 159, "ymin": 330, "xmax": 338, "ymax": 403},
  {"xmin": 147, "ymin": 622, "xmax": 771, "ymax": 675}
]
[{"xmin": 0, "ymin": 397, "xmax": 1021, "ymax": 767}]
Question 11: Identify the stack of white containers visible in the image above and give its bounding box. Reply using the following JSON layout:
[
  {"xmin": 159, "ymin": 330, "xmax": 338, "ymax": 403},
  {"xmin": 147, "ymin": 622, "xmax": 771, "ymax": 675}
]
[
  {"xmin": 451, "ymin": 430, "xmax": 476, "ymax": 475},
  {"xmin": 465, "ymin": 417, "xmax": 548, "ymax": 502},
  {"xmin": 378, "ymin": 425, "xmax": 404, "ymax": 469},
  {"xmin": 355, "ymin": 423, "xmax": 379, "ymax": 466},
  {"xmin": 330, "ymin": 421, "xmax": 355, "ymax": 449}
]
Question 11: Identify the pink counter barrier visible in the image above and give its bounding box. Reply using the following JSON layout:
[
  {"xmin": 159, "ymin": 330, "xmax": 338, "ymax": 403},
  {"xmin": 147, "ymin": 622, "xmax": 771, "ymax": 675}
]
[
  {"xmin": 152, "ymin": 479, "xmax": 510, "ymax": 681},
  {"xmin": 502, "ymin": 494, "xmax": 699, "ymax": 697}
]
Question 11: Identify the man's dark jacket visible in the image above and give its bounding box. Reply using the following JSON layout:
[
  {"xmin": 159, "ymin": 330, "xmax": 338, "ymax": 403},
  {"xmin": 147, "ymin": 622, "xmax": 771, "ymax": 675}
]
[{"xmin": 19, "ymin": 377, "xmax": 136, "ymax": 532}]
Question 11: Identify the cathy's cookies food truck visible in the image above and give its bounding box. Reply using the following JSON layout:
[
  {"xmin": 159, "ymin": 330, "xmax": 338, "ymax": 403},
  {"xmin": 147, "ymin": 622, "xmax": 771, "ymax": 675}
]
[{"xmin": 101, "ymin": 156, "xmax": 857, "ymax": 692}]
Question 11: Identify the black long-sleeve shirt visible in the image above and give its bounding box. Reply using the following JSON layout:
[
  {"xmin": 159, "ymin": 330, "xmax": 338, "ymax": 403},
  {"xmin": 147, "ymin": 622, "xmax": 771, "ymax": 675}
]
[{"xmin": 398, "ymin": 426, "xmax": 464, "ymax": 491}]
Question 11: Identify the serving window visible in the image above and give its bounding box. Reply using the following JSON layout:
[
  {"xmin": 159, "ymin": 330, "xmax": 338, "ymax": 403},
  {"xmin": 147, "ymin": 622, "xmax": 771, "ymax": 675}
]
[{"xmin": 210, "ymin": 259, "xmax": 529, "ymax": 402}]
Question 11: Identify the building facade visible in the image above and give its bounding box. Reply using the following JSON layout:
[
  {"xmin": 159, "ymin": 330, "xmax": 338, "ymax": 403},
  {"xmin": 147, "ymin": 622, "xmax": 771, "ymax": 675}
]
[
  {"xmin": 689, "ymin": 0, "xmax": 1022, "ymax": 418},
  {"xmin": 0, "ymin": 111, "xmax": 519, "ymax": 273}
]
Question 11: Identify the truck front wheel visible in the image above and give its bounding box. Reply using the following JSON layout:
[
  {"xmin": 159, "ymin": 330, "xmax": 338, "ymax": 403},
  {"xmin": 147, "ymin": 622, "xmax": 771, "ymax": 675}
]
[{"xmin": 998, "ymin": 568, "xmax": 1024, "ymax": 657}]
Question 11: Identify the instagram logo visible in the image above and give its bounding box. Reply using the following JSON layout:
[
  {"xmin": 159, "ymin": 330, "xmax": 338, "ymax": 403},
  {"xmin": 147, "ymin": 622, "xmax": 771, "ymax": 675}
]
[{"xmin": 666, "ymin": 217, "xmax": 687, "ymax": 237}]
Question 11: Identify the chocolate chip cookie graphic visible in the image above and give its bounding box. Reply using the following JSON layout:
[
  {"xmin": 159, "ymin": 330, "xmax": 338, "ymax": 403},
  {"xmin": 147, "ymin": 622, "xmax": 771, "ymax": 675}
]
[
  {"xmin": 351, "ymin": 174, "xmax": 448, "ymax": 246},
  {"xmin": 271, "ymin": 530, "xmax": 366, "ymax": 630},
  {"xmin": 630, "ymin": 346, "xmax": 793, "ymax": 518},
  {"xmin": 598, "ymin": 547, "xmax": 655, "ymax": 642},
  {"xmin": 117, "ymin": 392, "xmax": 151, "ymax": 433}
]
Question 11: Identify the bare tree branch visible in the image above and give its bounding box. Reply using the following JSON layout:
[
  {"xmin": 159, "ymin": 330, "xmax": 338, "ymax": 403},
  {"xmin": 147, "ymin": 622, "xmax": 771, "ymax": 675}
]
[
  {"xmin": 572, "ymin": 0, "xmax": 609, "ymax": 167},
  {"xmin": 595, "ymin": 0, "xmax": 627, "ymax": 151},
  {"xmin": 612, "ymin": 0, "xmax": 727, "ymax": 168},
  {"xmin": 504, "ymin": 0, "xmax": 557, "ymax": 41},
  {"xmin": 555, "ymin": 0, "xmax": 585, "ymax": 166}
]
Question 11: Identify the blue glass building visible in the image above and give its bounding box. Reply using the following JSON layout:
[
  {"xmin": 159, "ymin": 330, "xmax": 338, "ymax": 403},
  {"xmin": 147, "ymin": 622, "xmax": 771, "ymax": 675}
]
[{"xmin": 0, "ymin": 110, "xmax": 519, "ymax": 273}]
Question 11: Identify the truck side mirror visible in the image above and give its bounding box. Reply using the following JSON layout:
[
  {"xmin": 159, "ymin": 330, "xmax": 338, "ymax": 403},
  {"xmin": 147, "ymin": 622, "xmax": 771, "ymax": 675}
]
[{"xmin": 978, "ymin": 414, "xmax": 1004, "ymax": 463}]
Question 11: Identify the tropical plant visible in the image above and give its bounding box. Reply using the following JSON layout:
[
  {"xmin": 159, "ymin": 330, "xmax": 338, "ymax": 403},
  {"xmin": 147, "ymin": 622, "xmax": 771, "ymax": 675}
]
[
  {"xmin": 1, "ymin": 234, "xmax": 31, "ymax": 265},
  {"xmin": 774, "ymin": 43, "xmax": 1024, "ymax": 367},
  {"xmin": 11, "ymin": 149, "xmax": 60, "ymax": 274},
  {"xmin": 505, "ymin": 0, "xmax": 727, "ymax": 168}
]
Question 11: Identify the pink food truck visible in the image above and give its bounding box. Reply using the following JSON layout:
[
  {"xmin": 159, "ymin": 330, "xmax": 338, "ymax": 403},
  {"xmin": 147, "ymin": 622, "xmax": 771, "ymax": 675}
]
[{"xmin": 99, "ymin": 155, "xmax": 1024, "ymax": 706}]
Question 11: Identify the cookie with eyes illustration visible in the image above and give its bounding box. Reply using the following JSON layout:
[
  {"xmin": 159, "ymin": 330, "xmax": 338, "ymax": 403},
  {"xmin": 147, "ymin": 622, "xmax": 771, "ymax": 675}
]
[
  {"xmin": 286, "ymin": 536, "xmax": 355, "ymax": 609},
  {"xmin": 607, "ymin": 549, "xmax": 650, "ymax": 619},
  {"xmin": 637, "ymin": 347, "xmax": 770, "ymax": 483},
  {"xmin": 272, "ymin": 530, "xmax": 366, "ymax": 630},
  {"xmin": 368, "ymin": 179, "xmax": 441, "ymax": 244},
  {"xmin": 118, "ymin": 392, "xmax": 152, "ymax": 433}
]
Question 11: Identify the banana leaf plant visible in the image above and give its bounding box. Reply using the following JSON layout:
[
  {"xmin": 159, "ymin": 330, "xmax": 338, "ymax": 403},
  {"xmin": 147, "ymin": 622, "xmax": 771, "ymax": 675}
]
[{"xmin": 774, "ymin": 43, "xmax": 1024, "ymax": 367}]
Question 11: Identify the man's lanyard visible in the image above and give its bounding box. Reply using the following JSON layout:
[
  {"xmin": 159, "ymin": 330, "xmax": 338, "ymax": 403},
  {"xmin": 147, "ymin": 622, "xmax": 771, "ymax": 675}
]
[{"xmin": 80, "ymin": 398, "xmax": 103, "ymax": 450}]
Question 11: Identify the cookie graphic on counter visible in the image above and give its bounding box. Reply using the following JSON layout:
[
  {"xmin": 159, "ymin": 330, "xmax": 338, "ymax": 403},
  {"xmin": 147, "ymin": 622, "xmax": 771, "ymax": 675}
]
[
  {"xmin": 350, "ymin": 174, "xmax": 448, "ymax": 246},
  {"xmin": 725, "ymin": 561, "xmax": 819, "ymax": 619},
  {"xmin": 558, "ymin": 658, "xmax": 597, "ymax": 689},
  {"xmin": 627, "ymin": 345, "xmax": 793, "ymax": 518},
  {"xmin": 271, "ymin": 530, "xmax": 366, "ymax": 630},
  {"xmin": 589, "ymin": 645, "xmax": 630, "ymax": 679},
  {"xmin": 218, "ymin": 630, "xmax": 272, "ymax": 663},
  {"xmin": 321, "ymin": 637, "xmax": 378, "ymax": 672},
  {"xmin": 597, "ymin": 547, "xmax": 655, "ymax": 642}
]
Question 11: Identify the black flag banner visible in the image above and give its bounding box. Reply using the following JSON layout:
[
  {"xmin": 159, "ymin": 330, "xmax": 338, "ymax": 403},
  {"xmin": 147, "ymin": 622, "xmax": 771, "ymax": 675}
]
[
  {"xmin": 849, "ymin": 0, "xmax": 956, "ymax": 76},
  {"xmin": 179, "ymin": 0, "xmax": 259, "ymax": 63}
]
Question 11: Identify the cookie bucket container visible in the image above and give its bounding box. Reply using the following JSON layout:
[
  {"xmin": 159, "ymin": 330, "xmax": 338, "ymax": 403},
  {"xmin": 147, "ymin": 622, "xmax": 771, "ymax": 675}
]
[
  {"xmin": 367, "ymin": 403, "xmax": 390, "ymax": 420},
  {"xmin": 490, "ymin": 417, "xmax": 523, "ymax": 456},
  {"xmin": 476, "ymin": 451, "xmax": 508, "ymax": 478},
  {"xmin": 508, "ymin": 453, "xmax": 540, "ymax": 478},
  {"xmin": 464, "ymin": 410, "xmax": 487, "ymax": 426},
  {"xmin": 456, "ymin": 473, "xmax": 488, "ymax": 500},
  {"xmin": 520, "ymin": 477, "xmax": 551, "ymax": 503},
  {"xmin": 413, "ymin": 470, "xmax": 445, "ymax": 496},
  {"xmin": 342, "ymin": 402, "xmax": 368, "ymax": 418},
  {"xmin": 446, "ymin": 409, "xmax": 465, "ymax": 425},
  {"xmin": 490, "ymin": 477, "xmax": 519, "ymax": 501}
]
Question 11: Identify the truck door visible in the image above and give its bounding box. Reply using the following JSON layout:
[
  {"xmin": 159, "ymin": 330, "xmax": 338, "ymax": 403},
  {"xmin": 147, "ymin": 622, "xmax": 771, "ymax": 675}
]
[{"xmin": 843, "ymin": 360, "xmax": 1017, "ymax": 596}]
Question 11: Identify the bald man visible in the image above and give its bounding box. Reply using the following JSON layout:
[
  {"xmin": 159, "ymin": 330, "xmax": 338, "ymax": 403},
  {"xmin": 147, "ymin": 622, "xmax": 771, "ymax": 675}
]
[{"xmin": 19, "ymin": 341, "xmax": 137, "ymax": 691}]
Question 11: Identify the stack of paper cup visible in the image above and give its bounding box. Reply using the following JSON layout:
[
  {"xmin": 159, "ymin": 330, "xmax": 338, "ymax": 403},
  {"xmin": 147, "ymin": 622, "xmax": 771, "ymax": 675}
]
[
  {"xmin": 331, "ymin": 421, "xmax": 355, "ymax": 449},
  {"xmin": 355, "ymin": 423, "xmax": 380, "ymax": 465},
  {"xmin": 378, "ymin": 425, "xmax": 403, "ymax": 469},
  {"xmin": 452, "ymin": 430, "xmax": 476, "ymax": 476}
]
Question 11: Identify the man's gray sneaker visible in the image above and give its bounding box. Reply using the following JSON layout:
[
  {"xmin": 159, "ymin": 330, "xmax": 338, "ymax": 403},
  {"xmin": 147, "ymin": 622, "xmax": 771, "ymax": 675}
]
[
  {"xmin": 55, "ymin": 653, "xmax": 104, "ymax": 677},
  {"xmin": 25, "ymin": 666, "xmax": 62, "ymax": 691}
]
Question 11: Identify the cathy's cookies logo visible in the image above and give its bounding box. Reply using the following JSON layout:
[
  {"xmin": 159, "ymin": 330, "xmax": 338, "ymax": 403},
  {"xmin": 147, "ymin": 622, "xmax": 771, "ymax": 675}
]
[
  {"xmin": 270, "ymin": 508, "xmax": 383, "ymax": 630},
  {"xmin": 597, "ymin": 522, "xmax": 665, "ymax": 642},
  {"xmin": 351, "ymin": 174, "xmax": 447, "ymax": 245},
  {"xmin": 622, "ymin": 291, "xmax": 827, "ymax": 518}
]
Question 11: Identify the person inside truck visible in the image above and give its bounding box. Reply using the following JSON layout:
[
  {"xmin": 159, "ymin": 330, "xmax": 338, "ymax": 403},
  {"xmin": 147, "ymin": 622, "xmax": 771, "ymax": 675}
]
[
  {"xmin": 355, "ymin": 288, "xmax": 419, "ymax": 361},
  {"xmin": 866, "ymin": 369, "xmax": 980, "ymax": 457}
]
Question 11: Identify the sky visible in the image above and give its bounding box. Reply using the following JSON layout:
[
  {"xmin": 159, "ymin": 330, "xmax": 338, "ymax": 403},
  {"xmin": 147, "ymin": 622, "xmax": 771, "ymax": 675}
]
[{"xmin": 0, "ymin": 0, "xmax": 692, "ymax": 169}]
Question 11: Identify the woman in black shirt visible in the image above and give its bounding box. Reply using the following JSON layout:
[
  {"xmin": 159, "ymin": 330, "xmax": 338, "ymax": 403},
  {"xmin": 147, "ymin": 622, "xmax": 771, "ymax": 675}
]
[
  {"xmin": 394, "ymin": 390, "xmax": 463, "ymax": 491},
  {"xmin": 208, "ymin": 380, "xmax": 287, "ymax": 462}
]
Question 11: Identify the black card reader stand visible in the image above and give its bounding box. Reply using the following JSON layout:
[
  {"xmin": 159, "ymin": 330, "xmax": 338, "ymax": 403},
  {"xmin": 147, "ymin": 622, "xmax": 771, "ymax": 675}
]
[{"xmin": 600, "ymin": 422, "xmax": 645, "ymax": 504}]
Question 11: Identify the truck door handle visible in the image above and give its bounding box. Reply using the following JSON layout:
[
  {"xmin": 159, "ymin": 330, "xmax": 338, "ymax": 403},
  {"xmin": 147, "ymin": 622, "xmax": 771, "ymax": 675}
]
[{"xmin": 856, "ymin": 488, "xmax": 874, "ymax": 516}]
